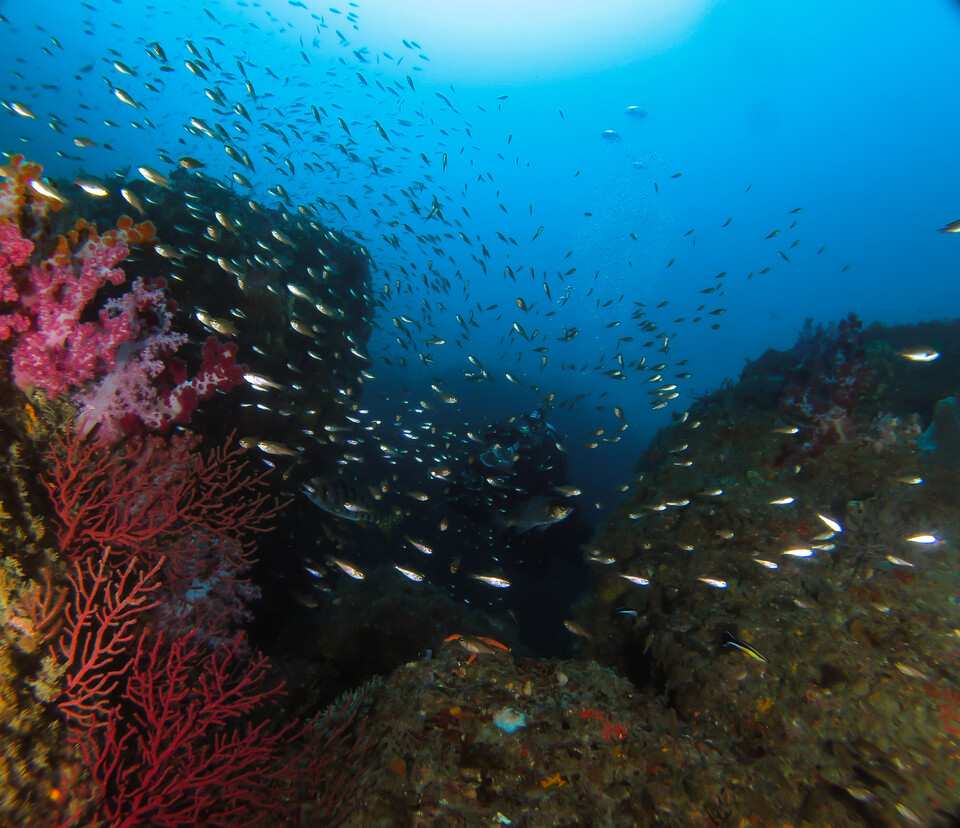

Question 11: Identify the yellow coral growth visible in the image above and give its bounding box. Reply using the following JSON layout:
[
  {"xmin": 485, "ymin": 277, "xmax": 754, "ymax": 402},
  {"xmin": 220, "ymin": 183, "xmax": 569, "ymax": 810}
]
[
  {"xmin": 51, "ymin": 235, "xmax": 71, "ymax": 266},
  {"xmin": 0, "ymin": 560, "xmax": 71, "ymax": 823},
  {"xmin": 111, "ymin": 215, "xmax": 155, "ymax": 245},
  {"xmin": 598, "ymin": 576, "xmax": 627, "ymax": 604},
  {"xmin": 0, "ymin": 155, "xmax": 47, "ymax": 223},
  {"xmin": 1, "ymin": 156, "xmax": 157, "ymax": 264}
]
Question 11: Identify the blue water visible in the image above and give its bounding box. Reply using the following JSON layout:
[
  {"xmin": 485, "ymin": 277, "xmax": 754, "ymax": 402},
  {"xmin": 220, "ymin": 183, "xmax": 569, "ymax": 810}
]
[{"xmin": 3, "ymin": 0, "xmax": 960, "ymax": 515}]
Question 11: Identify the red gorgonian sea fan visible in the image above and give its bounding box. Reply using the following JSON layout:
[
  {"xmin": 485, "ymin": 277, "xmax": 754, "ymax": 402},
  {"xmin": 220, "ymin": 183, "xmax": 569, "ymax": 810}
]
[
  {"xmin": 65, "ymin": 629, "xmax": 303, "ymax": 828},
  {"xmin": 56, "ymin": 553, "xmax": 163, "ymax": 732},
  {"xmin": 44, "ymin": 428, "xmax": 282, "ymax": 575},
  {"xmin": 44, "ymin": 427, "xmax": 286, "ymax": 645},
  {"xmin": 46, "ymin": 433, "xmax": 371, "ymax": 827}
]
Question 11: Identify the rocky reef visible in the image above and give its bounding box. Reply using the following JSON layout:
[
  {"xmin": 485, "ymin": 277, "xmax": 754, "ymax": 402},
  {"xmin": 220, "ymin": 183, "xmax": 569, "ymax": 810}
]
[
  {"xmin": 336, "ymin": 316, "xmax": 960, "ymax": 827},
  {"xmin": 572, "ymin": 315, "xmax": 960, "ymax": 825}
]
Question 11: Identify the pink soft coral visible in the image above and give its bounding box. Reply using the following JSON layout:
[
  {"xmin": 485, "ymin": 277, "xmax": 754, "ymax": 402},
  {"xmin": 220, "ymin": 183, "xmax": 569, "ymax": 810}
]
[
  {"xmin": 0, "ymin": 157, "xmax": 246, "ymax": 444},
  {"xmin": 0, "ymin": 221, "xmax": 34, "ymax": 340},
  {"xmin": 10, "ymin": 231, "xmax": 138, "ymax": 395},
  {"xmin": 73, "ymin": 277, "xmax": 188, "ymax": 442},
  {"xmin": 77, "ymin": 323, "xmax": 246, "ymax": 444}
]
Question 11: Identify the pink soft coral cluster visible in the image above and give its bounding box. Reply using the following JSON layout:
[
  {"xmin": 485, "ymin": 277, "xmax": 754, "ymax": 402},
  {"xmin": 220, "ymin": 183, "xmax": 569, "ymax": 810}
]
[
  {"xmin": 868, "ymin": 412, "xmax": 920, "ymax": 455},
  {"xmin": 73, "ymin": 281, "xmax": 245, "ymax": 444},
  {"xmin": 779, "ymin": 313, "xmax": 873, "ymax": 461},
  {"xmin": 0, "ymin": 221, "xmax": 33, "ymax": 339},
  {"xmin": 9, "ymin": 224, "xmax": 145, "ymax": 395},
  {"xmin": 0, "ymin": 156, "xmax": 245, "ymax": 443}
]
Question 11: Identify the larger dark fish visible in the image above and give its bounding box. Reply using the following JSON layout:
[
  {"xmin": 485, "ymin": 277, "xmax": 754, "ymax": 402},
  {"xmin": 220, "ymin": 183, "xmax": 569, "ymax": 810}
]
[
  {"xmin": 303, "ymin": 476, "xmax": 375, "ymax": 522},
  {"xmin": 500, "ymin": 496, "xmax": 572, "ymax": 533}
]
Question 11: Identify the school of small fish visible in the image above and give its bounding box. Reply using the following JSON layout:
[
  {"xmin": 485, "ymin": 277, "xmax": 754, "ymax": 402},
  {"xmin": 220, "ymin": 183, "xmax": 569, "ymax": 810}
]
[{"xmin": 0, "ymin": 2, "xmax": 944, "ymax": 619}]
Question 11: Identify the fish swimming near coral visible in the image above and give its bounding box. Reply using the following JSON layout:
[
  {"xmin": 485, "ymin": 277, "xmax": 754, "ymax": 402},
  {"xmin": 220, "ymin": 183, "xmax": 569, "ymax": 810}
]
[
  {"xmin": 498, "ymin": 496, "xmax": 572, "ymax": 533},
  {"xmin": 303, "ymin": 475, "xmax": 402, "ymax": 536},
  {"xmin": 303, "ymin": 475, "xmax": 377, "ymax": 522}
]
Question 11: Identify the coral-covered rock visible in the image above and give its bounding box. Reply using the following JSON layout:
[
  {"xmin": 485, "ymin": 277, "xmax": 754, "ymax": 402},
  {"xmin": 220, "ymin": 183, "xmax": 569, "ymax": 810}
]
[
  {"xmin": 0, "ymin": 156, "xmax": 246, "ymax": 443},
  {"xmin": 573, "ymin": 317, "xmax": 960, "ymax": 826},
  {"xmin": 918, "ymin": 396, "xmax": 960, "ymax": 467}
]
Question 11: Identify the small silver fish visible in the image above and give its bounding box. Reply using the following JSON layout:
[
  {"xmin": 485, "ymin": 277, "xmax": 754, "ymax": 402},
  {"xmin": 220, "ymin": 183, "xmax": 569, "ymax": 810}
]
[
  {"xmin": 471, "ymin": 574, "xmax": 511, "ymax": 588},
  {"xmin": 563, "ymin": 620, "xmax": 592, "ymax": 640},
  {"xmin": 394, "ymin": 565, "xmax": 424, "ymax": 582},
  {"xmin": 138, "ymin": 166, "xmax": 170, "ymax": 189},
  {"xmin": 898, "ymin": 346, "xmax": 939, "ymax": 362},
  {"xmin": 328, "ymin": 557, "xmax": 365, "ymax": 580},
  {"xmin": 405, "ymin": 537, "xmax": 433, "ymax": 555}
]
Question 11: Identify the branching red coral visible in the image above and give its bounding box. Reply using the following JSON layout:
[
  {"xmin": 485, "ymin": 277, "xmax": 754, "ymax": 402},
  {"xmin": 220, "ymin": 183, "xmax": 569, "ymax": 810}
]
[
  {"xmin": 73, "ymin": 632, "xmax": 298, "ymax": 828},
  {"xmin": 36, "ymin": 387, "xmax": 366, "ymax": 825},
  {"xmin": 56, "ymin": 552, "xmax": 162, "ymax": 730},
  {"xmin": 45, "ymin": 428, "xmax": 283, "ymax": 578},
  {"xmin": 62, "ymin": 629, "xmax": 373, "ymax": 828},
  {"xmin": 44, "ymin": 430, "xmax": 193, "ymax": 559},
  {"xmin": 779, "ymin": 313, "xmax": 872, "ymax": 461}
]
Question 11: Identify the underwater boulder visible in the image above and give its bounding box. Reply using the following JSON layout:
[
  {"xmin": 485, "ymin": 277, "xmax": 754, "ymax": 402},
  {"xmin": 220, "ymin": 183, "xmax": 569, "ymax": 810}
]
[{"xmin": 918, "ymin": 395, "xmax": 960, "ymax": 465}]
